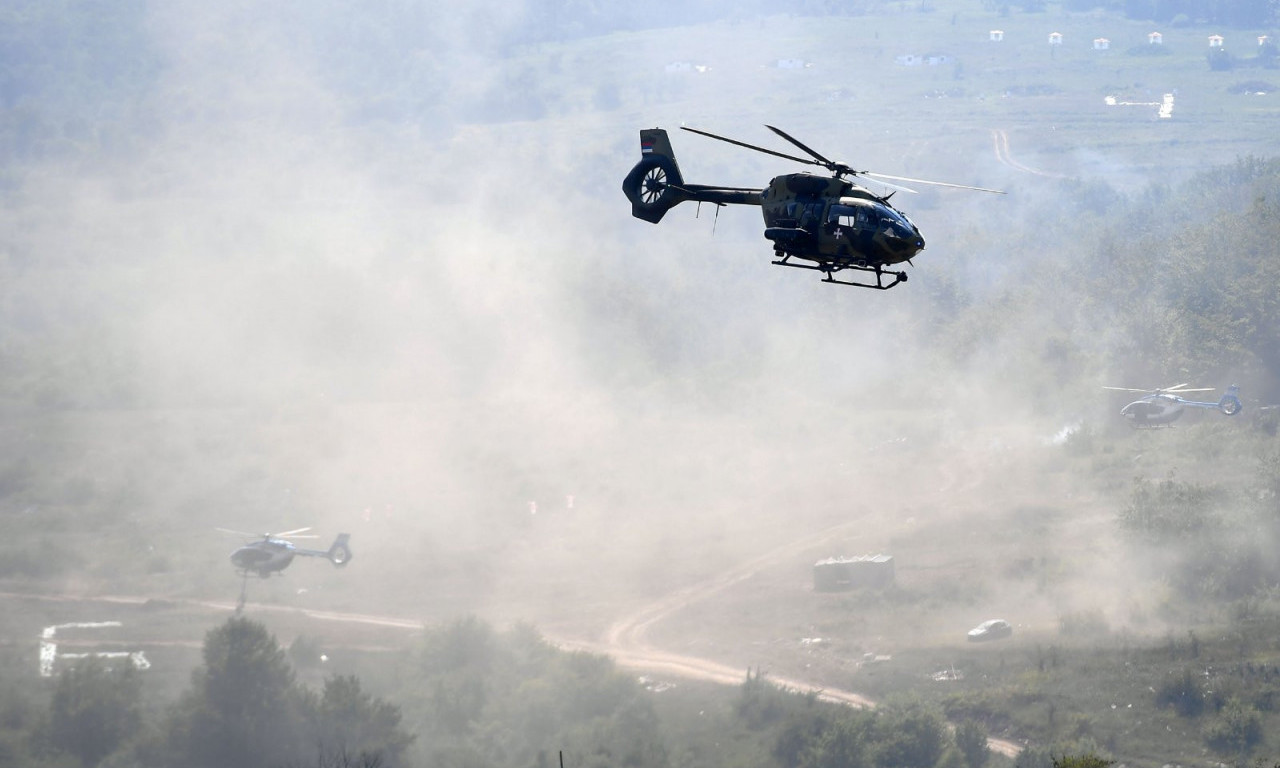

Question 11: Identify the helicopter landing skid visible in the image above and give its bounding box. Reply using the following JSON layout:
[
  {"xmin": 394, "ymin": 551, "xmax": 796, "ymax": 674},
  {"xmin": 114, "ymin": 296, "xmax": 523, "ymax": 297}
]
[{"xmin": 771, "ymin": 253, "xmax": 907, "ymax": 290}]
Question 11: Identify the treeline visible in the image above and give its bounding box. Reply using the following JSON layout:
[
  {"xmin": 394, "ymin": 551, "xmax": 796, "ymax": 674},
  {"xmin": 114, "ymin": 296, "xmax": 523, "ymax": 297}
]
[
  {"xmin": 1, "ymin": 613, "xmax": 1106, "ymax": 768},
  {"xmin": 1049, "ymin": 0, "xmax": 1277, "ymax": 26}
]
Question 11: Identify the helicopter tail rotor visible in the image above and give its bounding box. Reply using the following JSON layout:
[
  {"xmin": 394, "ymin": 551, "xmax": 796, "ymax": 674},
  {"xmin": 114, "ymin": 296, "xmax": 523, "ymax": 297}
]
[
  {"xmin": 326, "ymin": 534, "xmax": 353, "ymax": 567},
  {"xmin": 623, "ymin": 129, "xmax": 687, "ymax": 223},
  {"xmin": 1219, "ymin": 384, "xmax": 1243, "ymax": 416}
]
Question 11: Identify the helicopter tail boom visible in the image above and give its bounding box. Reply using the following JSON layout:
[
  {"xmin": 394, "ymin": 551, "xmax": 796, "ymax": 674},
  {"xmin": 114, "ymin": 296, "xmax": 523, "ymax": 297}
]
[
  {"xmin": 623, "ymin": 128, "xmax": 762, "ymax": 223},
  {"xmin": 294, "ymin": 533, "xmax": 353, "ymax": 567}
]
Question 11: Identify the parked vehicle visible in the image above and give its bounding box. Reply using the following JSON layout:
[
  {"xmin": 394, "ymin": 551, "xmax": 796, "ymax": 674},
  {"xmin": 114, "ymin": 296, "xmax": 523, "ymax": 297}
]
[{"xmin": 967, "ymin": 619, "xmax": 1012, "ymax": 642}]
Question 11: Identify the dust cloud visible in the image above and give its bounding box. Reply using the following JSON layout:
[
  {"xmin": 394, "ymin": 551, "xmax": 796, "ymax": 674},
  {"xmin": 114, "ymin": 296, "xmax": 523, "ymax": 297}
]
[{"xmin": 2, "ymin": 0, "xmax": 1256, "ymax": 670}]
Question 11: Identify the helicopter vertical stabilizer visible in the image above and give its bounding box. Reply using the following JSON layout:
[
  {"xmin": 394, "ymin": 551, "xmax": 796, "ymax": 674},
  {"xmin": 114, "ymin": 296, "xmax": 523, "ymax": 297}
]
[{"xmin": 622, "ymin": 129, "xmax": 687, "ymax": 223}]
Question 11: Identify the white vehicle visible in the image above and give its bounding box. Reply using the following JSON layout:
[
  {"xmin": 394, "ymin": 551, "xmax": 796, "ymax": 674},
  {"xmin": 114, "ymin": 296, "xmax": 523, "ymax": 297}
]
[{"xmin": 967, "ymin": 619, "xmax": 1012, "ymax": 642}]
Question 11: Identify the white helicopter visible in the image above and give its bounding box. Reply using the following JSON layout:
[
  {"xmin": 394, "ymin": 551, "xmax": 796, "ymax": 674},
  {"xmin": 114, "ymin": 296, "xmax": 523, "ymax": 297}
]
[
  {"xmin": 218, "ymin": 527, "xmax": 352, "ymax": 578},
  {"xmin": 1103, "ymin": 383, "xmax": 1242, "ymax": 428}
]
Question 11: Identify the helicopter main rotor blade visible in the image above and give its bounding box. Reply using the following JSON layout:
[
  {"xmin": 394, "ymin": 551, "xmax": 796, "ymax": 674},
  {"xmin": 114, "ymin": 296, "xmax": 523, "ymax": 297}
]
[
  {"xmin": 680, "ymin": 127, "xmax": 819, "ymax": 168},
  {"xmin": 273, "ymin": 526, "xmax": 313, "ymax": 537},
  {"xmin": 860, "ymin": 171, "xmax": 1006, "ymax": 194},
  {"xmin": 764, "ymin": 124, "xmax": 835, "ymax": 167},
  {"xmin": 216, "ymin": 527, "xmax": 260, "ymax": 537},
  {"xmin": 1102, "ymin": 387, "xmax": 1157, "ymax": 393},
  {"xmin": 863, "ymin": 177, "xmax": 919, "ymax": 195}
]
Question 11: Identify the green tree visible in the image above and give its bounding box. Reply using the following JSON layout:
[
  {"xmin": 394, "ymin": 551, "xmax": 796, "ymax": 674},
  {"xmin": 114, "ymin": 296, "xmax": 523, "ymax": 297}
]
[
  {"xmin": 955, "ymin": 719, "xmax": 990, "ymax": 768},
  {"xmin": 165, "ymin": 617, "xmax": 302, "ymax": 768},
  {"xmin": 304, "ymin": 675, "xmax": 413, "ymax": 768},
  {"xmin": 873, "ymin": 699, "xmax": 948, "ymax": 768},
  {"xmin": 801, "ymin": 713, "xmax": 872, "ymax": 768},
  {"xmin": 49, "ymin": 656, "xmax": 142, "ymax": 767}
]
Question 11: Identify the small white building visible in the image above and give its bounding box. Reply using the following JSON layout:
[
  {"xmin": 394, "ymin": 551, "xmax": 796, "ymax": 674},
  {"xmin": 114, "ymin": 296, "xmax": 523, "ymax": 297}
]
[
  {"xmin": 1093, "ymin": 38, "xmax": 1110, "ymax": 50},
  {"xmin": 1148, "ymin": 31, "xmax": 1163, "ymax": 45},
  {"xmin": 1209, "ymin": 35, "xmax": 1224, "ymax": 48},
  {"xmin": 1048, "ymin": 32, "xmax": 1063, "ymax": 45},
  {"xmin": 990, "ymin": 29, "xmax": 1004, "ymax": 42},
  {"xmin": 1259, "ymin": 35, "xmax": 1272, "ymax": 47}
]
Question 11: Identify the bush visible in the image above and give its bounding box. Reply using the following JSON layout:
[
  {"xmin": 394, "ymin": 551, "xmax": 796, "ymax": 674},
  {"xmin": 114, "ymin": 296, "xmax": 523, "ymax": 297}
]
[
  {"xmin": 1118, "ymin": 476, "xmax": 1225, "ymax": 542},
  {"xmin": 1202, "ymin": 698, "xmax": 1263, "ymax": 754},
  {"xmin": 1208, "ymin": 49, "xmax": 1235, "ymax": 71},
  {"xmin": 1154, "ymin": 669, "xmax": 1205, "ymax": 717},
  {"xmin": 736, "ymin": 669, "xmax": 795, "ymax": 730}
]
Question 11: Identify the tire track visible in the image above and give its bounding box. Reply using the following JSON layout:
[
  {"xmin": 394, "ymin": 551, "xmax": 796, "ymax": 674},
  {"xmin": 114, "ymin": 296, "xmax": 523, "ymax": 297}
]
[{"xmin": 991, "ymin": 128, "xmax": 1071, "ymax": 179}]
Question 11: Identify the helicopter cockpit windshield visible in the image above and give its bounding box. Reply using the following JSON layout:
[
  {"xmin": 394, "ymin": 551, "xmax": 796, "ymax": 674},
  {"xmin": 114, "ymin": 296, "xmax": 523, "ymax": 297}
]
[{"xmin": 827, "ymin": 203, "xmax": 872, "ymax": 231}]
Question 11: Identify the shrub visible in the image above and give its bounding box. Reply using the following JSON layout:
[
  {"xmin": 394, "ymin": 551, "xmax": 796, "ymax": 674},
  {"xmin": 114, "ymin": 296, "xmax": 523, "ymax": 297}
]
[
  {"xmin": 1202, "ymin": 698, "xmax": 1263, "ymax": 754},
  {"xmin": 1154, "ymin": 669, "xmax": 1205, "ymax": 717}
]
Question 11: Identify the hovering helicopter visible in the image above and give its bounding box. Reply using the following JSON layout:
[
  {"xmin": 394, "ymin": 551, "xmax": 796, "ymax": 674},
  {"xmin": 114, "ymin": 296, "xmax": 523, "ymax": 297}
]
[
  {"xmin": 1103, "ymin": 383, "xmax": 1242, "ymax": 428},
  {"xmin": 621, "ymin": 125, "xmax": 1004, "ymax": 289},
  {"xmin": 219, "ymin": 527, "xmax": 353, "ymax": 578}
]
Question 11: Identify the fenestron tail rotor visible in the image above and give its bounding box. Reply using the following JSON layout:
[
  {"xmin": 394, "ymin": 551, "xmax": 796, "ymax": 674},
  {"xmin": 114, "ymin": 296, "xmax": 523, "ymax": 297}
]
[{"xmin": 641, "ymin": 166, "xmax": 668, "ymax": 204}]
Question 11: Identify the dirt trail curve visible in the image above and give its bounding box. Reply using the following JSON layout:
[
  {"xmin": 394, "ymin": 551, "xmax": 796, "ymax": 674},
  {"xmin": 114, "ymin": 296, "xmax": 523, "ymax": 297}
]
[{"xmin": 570, "ymin": 517, "xmax": 1022, "ymax": 758}]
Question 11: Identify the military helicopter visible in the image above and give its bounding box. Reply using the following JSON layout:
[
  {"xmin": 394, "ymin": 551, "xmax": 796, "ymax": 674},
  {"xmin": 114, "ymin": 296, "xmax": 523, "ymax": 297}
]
[
  {"xmin": 1103, "ymin": 383, "xmax": 1242, "ymax": 428},
  {"xmin": 621, "ymin": 125, "xmax": 1004, "ymax": 289},
  {"xmin": 218, "ymin": 527, "xmax": 353, "ymax": 578}
]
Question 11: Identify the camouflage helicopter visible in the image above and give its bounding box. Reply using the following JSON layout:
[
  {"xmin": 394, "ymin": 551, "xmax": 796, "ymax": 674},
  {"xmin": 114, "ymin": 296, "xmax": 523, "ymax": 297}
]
[{"xmin": 622, "ymin": 126, "xmax": 1004, "ymax": 289}]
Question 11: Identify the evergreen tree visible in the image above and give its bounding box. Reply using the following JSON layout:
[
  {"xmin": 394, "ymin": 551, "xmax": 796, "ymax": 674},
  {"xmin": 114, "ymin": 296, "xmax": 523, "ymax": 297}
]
[
  {"xmin": 304, "ymin": 675, "xmax": 414, "ymax": 768},
  {"xmin": 165, "ymin": 617, "xmax": 302, "ymax": 768},
  {"xmin": 49, "ymin": 657, "xmax": 142, "ymax": 767}
]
